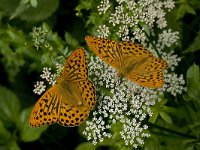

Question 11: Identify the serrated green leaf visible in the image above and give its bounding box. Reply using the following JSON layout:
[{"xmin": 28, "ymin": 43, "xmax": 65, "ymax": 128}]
[
  {"xmin": 184, "ymin": 64, "xmax": 200, "ymax": 102},
  {"xmin": 159, "ymin": 112, "xmax": 172, "ymax": 124},
  {"xmin": 75, "ymin": 142, "xmax": 96, "ymax": 150},
  {"xmin": 17, "ymin": 107, "xmax": 48, "ymax": 142},
  {"xmin": 0, "ymin": 86, "xmax": 20, "ymax": 124}
]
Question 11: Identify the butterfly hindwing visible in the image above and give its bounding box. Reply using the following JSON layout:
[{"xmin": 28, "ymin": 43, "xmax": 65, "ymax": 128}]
[
  {"xmin": 126, "ymin": 71, "xmax": 165, "ymax": 88},
  {"xmin": 58, "ymin": 104, "xmax": 90, "ymax": 127}
]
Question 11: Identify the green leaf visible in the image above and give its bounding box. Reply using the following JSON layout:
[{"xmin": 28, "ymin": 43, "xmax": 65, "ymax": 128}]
[
  {"xmin": 30, "ymin": 0, "xmax": 38, "ymax": 7},
  {"xmin": 159, "ymin": 112, "xmax": 172, "ymax": 124},
  {"xmin": 177, "ymin": 3, "xmax": 196, "ymax": 20},
  {"xmin": 64, "ymin": 32, "xmax": 80, "ymax": 49},
  {"xmin": 0, "ymin": 141, "xmax": 21, "ymax": 150},
  {"xmin": 184, "ymin": 3, "xmax": 196, "ymax": 15},
  {"xmin": 12, "ymin": 0, "xmax": 59, "ymax": 22},
  {"xmin": 17, "ymin": 107, "xmax": 48, "ymax": 142},
  {"xmin": 75, "ymin": 0, "xmax": 95, "ymax": 17},
  {"xmin": 0, "ymin": 86, "xmax": 20, "ymax": 124},
  {"xmin": 184, "ymin": 64, "xmax": 200, "ymax": 102},
  {"xmin": 10, "ymin": 2, "xmax": 29, "ymax": 19},
  {"xmin": 75, "ymin": 142, "xmax": 97, "ymax": 150},
  {"xmin": 184, "ymin": 32, "xmax": 200, "ymax": 53},
  {"xmin": 0, "ymin": 120, "xmax": 11, "ymax": 144},
  {"xmin": 148, "ymin": 112, "xmax": 159, "ymax": 124}
]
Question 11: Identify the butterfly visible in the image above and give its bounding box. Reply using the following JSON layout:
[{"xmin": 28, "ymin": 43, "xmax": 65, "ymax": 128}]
[
  {"xmin": 85, "ymin": 36, "xmax": 168, "ymax": 88},
  {"xmin": 29, "ymin": 48, "xmax": 96, "ymax": 127}
]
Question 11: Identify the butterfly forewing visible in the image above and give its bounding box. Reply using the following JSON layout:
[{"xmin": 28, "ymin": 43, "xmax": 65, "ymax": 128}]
[
  {"xmin": 62, "ymin": 48, "xmax": 88, "ymax": 82},
  {"xmin": 120, "ymin": 41, "xmax": 153, "ymax": 58},
  {"xmin": 86, "ymin": 35, "xmax": 168, "ymax": 88},
  {"xmin": 29, "ymin": 85, "xmax": 60, "ymax": 127},
  {"xmin": 85, "ymin": 36, "xmax": 123, "ymax": 69}
]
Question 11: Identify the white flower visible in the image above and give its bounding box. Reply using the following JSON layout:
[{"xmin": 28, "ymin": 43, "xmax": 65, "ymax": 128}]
[
  {"xmin": 156, "ymin": 29, "xmax": 179, "ymax": 50},
  {"xmin": 33, "ymin": 81, "xmax": 46, "ymax": 95},
  {"xmin": 97, "ymin": 25, "xmax": 110, "ymax": 38},
  {"xmin": 163, "ymin": 73, "xmax": 187, "ymax": 96},
  {"xmin": 97, "ymin": 0, "xmax": 110, "ymax": 14}
]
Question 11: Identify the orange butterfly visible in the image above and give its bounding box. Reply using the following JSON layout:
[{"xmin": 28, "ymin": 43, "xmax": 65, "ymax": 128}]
[
  {"xmin": 85, "ymin": 36, "xmax": 168, "ymax": 88},
  {"xmin": 29, "ymin": 48, "xmax": 96, "ymax": 127}
]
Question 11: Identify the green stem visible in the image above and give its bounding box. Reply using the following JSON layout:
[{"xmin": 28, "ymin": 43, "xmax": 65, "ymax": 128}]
[{"xmin": 146, "ymin": 122, "xmax": 197, "ymax": 140}]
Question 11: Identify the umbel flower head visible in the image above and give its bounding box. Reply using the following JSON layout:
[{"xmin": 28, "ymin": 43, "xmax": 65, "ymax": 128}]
[{"xmin": 80, "ymin": 0, "xmax": 186, "ymax": 148}]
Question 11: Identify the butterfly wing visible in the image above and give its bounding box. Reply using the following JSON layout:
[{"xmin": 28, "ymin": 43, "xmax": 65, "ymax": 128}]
[
  {"xmin": 85, "ymin": 36, "xmax": 123, "ymax": 69},
  {"xmin": 58, "ymin": 104, "xmax": 90, "ymax": 127},
  {"xmin": 58, "ymin": 48, "xmax": 96, "ymax": 126},
  {"xmin": 30, "ymin": 48, "xmax": 96, "ymax": 127},
  {"xmin": 29, "ymin": 85, "xmax": 60, "ymax": 127},
  {"xmin": 120, "ymin": 41, "xmax": 168, "ymax": 87},
  {"xmin": 62, "ymin": 48, "xmax": 88, "ymax": 81}
]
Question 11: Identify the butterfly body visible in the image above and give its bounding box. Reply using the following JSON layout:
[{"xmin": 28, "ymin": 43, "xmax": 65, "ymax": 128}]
[
  {"xmin": 85, "ymin": 36, "xmax": 168, "ymax": 88},
  {"xmin": 29, "ymin": 48, "xmax": 95, "ymax": 127}
]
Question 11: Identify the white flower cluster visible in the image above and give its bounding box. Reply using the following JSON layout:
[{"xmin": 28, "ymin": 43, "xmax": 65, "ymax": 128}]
[
  {"xmin": 97, "ymin": 0, "xmax": 110, "ymax": 14},
  {"xmin": 83, "ymin": 115, "xmax": 112, "ymax": 145},
  {"xmin": 97, "ymin": 0, "xmax": 175, "ymax": 42},
  {"xmin": 97, "ymin": 25, "xmax": 110, "ymax": 38},
  {"xmin": 162, "ymin": 51, "xmax": 181, "ymax": 71},
  {"xmin": 120, "ymin": 119, "xmax": 150, "ymax": 146},
  {"xmin": 84, "ymin": 57, "xmax": 164, "ymax": 146},
  {"xmin": 40, "ymin": 67, "xmax": 57, "ymax": 86},
  {"xmin": 33, "ymin": 81, "xmax": 46, "ymax": 95},
  {"xmin": 156, "ymin": 29, "xmax": 179, "ymax": 50},
  {"xmin": 33, "ymin": 67, "xmax": 58, "ymax": 95},
  {"xmin": 163, "ymin": 73, "xmax": 187, "ymax": 96},
  {"xmin": 83, "ymin": 0, "xmax": 186, "ymax": 147}
]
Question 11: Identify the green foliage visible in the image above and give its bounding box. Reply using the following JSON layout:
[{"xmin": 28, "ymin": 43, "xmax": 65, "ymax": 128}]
[
  {"xmin": 0, "ymin": 86, "xmax": 48, "ymax": 149},
  {"xmin": 184, "ymin": 32, "xmax": 200, "ymax": 53},
  {"xmin": 184, "ymin": 64, "xmax": 200, "ymax": 102},
  {"xmin": 0, "ymin": 0, "xmax": 58, "ymax": 21},
  {"xmin": 17, "ymin": 107, "xmax": 48, "ymax": 142},
  {"xmin": 0, "ymin": 86, "xmax": 20, "ymax": 124},
  {"xmin": 149, "ymin": 98, "xmax": 175, "ymax": 124},
  {"xmin": 75, "ymin": 142, "xmax": 97, "ymax": 150}
]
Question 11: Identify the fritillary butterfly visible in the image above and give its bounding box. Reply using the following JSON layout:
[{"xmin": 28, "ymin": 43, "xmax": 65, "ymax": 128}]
[
  {"xmin": 85, "ymin": 36, "xmax": 168, "ymax": 88},
  {"xmin": 29, "ymin": 48, "xmax": 96, "ymax": 127}
]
